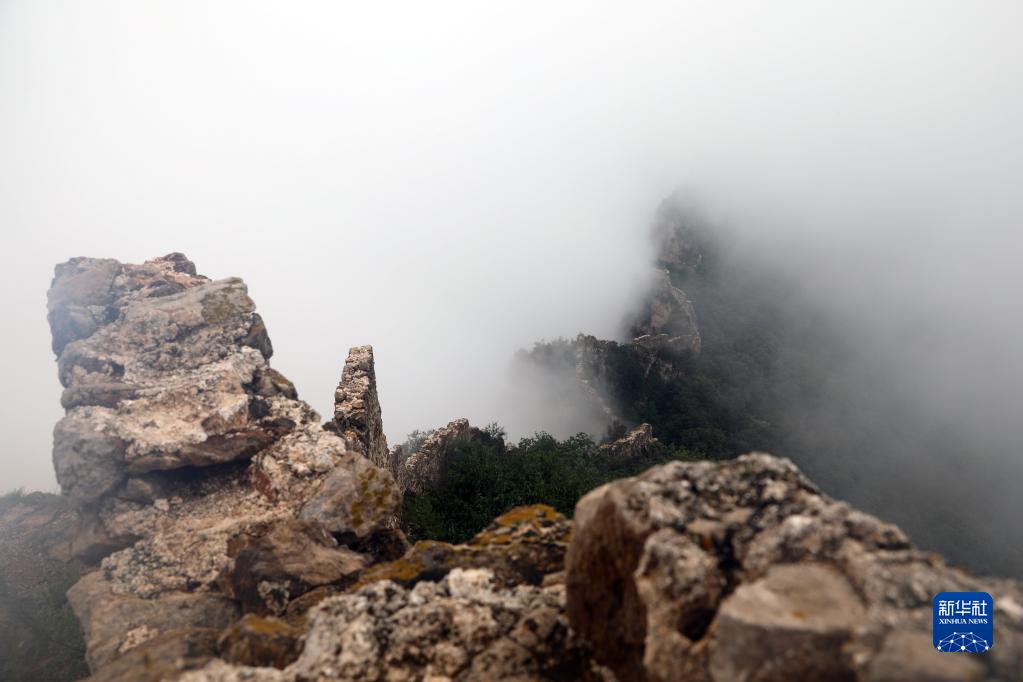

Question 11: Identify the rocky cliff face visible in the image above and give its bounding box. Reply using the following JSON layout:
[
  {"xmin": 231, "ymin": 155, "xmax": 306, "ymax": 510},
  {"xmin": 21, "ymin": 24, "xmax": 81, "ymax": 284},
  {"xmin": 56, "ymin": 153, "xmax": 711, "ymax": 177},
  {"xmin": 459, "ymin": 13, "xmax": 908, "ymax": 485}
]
[
  {"xmin": 628, "ymin": 269, "xmax": 701, "ymax": 356},
  {"xmin": 46, "ymin": 254, "xmax": 401, "ymax": 678},
  {"xmin": 25, "ymin": 252, "xmax": 1023, "ymax": 681},
  {"xmin": 521, "ymin": 218, "xmax": 706, "ymax": 435},
  {"xmin": 391, "ymin": 418, "xmax": 501, "ymax": 494}
]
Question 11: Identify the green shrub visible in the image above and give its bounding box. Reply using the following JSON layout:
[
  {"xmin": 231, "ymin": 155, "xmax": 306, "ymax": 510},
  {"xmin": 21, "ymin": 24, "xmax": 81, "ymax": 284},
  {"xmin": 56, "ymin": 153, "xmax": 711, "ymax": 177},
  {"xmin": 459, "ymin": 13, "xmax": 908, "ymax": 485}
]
[{"xmin": 400, "ymin": 430, "xmax": 696, "ymax": 543}]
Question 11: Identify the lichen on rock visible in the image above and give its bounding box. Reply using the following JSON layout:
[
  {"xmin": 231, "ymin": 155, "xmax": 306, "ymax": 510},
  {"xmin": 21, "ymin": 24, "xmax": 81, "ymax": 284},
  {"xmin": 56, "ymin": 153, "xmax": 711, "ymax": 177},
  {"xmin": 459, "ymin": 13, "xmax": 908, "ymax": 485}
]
[
  {"xmin": 330, "ymin": 345, "xmax": 388, "ymax": 469},
  {"xmin": 45, "ymin": 254, "xmax": 401, "ymax": 678},
  {"xmin": 182, "ymin": 568, "xmax": 589, "ymax": 682},
  {"xmin": 565, "ymin": 453, "xmax": 1023, "ymax": 681}
]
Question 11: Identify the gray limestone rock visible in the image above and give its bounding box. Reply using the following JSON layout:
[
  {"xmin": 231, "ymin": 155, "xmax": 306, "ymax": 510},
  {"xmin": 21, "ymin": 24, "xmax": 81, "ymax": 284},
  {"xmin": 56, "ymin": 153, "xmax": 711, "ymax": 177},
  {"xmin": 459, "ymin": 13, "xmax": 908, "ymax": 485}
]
[
  {"xmin": 628, "ymin": 269, "xmax": 701, "ymax": 355},
  {"xmin": 565, "ymin": 454, "xmax": 1023, "ymax": 681},
  {"xmin": 218, "ymin": 518, "xmax": 367, "ymax": 616},
  {"xmin": 44, "ymin": 255, "xmax": 401, "ymax": 677},
  {"xmin": 331, "ymin": 345, "xmax": 389, "ymax": 469},
  {"xmin": 181, "ymin": 568, "xmax": 589, "ymax": 682},
  {"xmin": 393, "ymin": 418, "xmax": 494, "ymax": 494},
  {"xmin": 599, "ymin": 423, "xmax": 660, "ymax": 461},
  {"xmin": 299, "ymin": 450, "xmax": 401, "ymax": 537}
]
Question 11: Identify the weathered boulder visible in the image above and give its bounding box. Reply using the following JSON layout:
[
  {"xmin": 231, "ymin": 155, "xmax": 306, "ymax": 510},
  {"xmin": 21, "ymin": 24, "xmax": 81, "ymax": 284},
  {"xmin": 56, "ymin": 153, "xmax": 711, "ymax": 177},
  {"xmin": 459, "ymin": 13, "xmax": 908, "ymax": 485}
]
[
  {"xmin": 182, "ymin": 568, "xmax": 590, "ymax": 682},
  {"xmin": 354, "ymin": 504, "xmax": 571, "ymax": 591},
  {"xmin": 45, "ymin": 254, "xmax": 401, "ymax": 677},
  {"xmin": 709, "ymin": 563, "xmax": 865, "ymax": 681},
  {"xmin": 66, "ymin": 424, "xmax": 392, "ymax": 671},
  {"xmin": 565, "ymin": 453, "xmax": 1023, "ymax": 682},
  {"xmin": 84, "ymin": 627, "xmax": 221, "ymax": 682},
  {"xmin": 218, "ymin": 519, "xmax": 367, "ymax": 616},
  {"xmin": 330, "ymin": 345, "xmax": 388, "ymax": 469},
  {"xmin": 298, "ymin": 450, "xmax": 401, "ymax": 538},
  {"xmin": 68, "ymin": 571, "xmax": 239, "ymax": 671},
  {"xmin": 217, "ymin": 614, "xmax": 302, "ymax": 669},
  {"xmin": 393, "ymin": 418, "xmax": 498, "ymax": 493},
  {"xmin": 49, "ymin": 255, "xmax": 287, "ymax": 504}
]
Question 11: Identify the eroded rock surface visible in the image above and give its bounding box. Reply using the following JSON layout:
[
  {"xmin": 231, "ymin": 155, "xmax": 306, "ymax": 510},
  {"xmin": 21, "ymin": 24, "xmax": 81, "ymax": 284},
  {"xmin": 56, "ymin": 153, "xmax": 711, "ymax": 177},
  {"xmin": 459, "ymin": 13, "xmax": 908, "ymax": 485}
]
[
  {"xmin": 393, "ymin": 418, "xmax": 499, "ymax": 494},
  {"xmin": 354, "ymin": 504, "xmax": 571, "ymax": 591},
  {"xmin": 218, "ymin": 519, "xmax": 367, "ymax": 616},
  {"xmin": 566, "ymin": 453, "xmax": 1023, "ymax": 681},
  {"xmin": 217, "ymin": 614, "xmax": 303, "ymax": 669},
  {"xmin": 628, "ymin": 269, "xmax": 701, "ymax": 355},
  {"xmin": 38, "ymin": 252, "xmax": 1023, "ymax": 682},
  {"xmin": 183, "ymin": 569, "xmax": 589, "ymax": 682},
  {"xmin": 330, "ymin": 345, "xmax": 388, "ymax": 469},
  {"xmin": 46, "ymin": 254, "xmax": 400, "ymax": 677},
  {"xmin": 599, "ymin": 423, "xmax": 660, "ymax": 461},
  {"xmin": 50, "ymin": 255, "xmax": 284, "ymax": 503}
]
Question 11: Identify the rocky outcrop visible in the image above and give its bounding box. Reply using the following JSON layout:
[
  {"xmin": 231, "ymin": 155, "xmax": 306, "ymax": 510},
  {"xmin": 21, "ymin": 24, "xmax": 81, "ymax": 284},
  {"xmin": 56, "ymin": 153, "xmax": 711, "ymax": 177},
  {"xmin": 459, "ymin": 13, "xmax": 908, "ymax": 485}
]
[
  {"xmin": 35, "ymin": 252, "xmax": 1023, "ymax": 682},
  {"xmin": 217, "ymin": 614, "xmax": 303, "ymax": 669},
  {"xmin": 49, "ymin": 254, "xmax": 285, "ymax": 504},
  {"xmin": 519, "ymin": 204, "xmax": 707, "ymax": 437},
  {"xmin": 524, "ymin": 333, "xmax": 687, "ymax": 431},
  {"xmin": 393, "ymin": 418, "xmax": 499, "ymax": 494},
  {"xmin": 107, "ymin": 453, "xmax": 1023, "ymax": 682},
  {"xmin": 180, "ymin": 505, "xmax": 586, "ymax": 682},
  {"xmin": 565, "ymin": 453, "xmax": 1023, "ymax": 681},
  {"xmin": 599, "ymin": 423, "xmax": 659, "ymax": 460},
  {"xmin": 85, "ymin": 627, "xmax": 221, "ymax": 682},
  {"xmin": 45, "ymin": 254, "xmax": 401, "ymax": 677},
  {"xmin": 572, "ymin": 335, "xmax": 622, "ymax": 424},
  {"xmin": 353, "ymin": 504, "xmax": 571, "ymax": 591},
  {"xmin": 628, "ymin": 270, "xmax": 701, "ymax": 355},
  {"xmin": 651, "ymin": 205, "xmax": 707, "ymax": 275},
  {"xmin": 330, "ymin": 345, "xmax": 388, "ymax": 469},
  {"xmin": 217, "ymin": 519, "xmax": 367, "ymax": 616},
  {"xmin": 184, "ymin": 569, "xmax": 589, "ymax": 682}
]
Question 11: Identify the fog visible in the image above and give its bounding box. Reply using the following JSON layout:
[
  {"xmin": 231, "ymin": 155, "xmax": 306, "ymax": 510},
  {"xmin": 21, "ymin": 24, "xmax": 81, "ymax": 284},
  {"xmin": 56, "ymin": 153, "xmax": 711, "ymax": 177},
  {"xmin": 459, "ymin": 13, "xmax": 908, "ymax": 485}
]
[{"xmin": 1, "ymin": 0, "xmax": 1021, "ymax": 573}]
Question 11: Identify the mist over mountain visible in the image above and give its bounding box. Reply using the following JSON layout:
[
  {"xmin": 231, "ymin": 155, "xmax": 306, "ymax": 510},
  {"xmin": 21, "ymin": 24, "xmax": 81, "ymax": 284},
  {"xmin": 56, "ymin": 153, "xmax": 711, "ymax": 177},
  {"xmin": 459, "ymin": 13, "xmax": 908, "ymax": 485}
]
[
  {"xmin": 511, "ymin": 197, "xmax": 1023, "ymax": 576},
  {"xmin": 3, "ymin": 3, "xmax": 1022, "ymax": 504}
]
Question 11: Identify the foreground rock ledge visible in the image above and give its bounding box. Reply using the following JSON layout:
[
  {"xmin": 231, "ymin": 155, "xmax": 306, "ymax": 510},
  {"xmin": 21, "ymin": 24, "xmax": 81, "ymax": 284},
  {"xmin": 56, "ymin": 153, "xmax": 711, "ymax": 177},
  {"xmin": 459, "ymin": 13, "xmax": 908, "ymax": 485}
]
[
  {"xmin": 178, "ymin": 456, "xmax": 1023, "ymax": 682},
  {"xmin": 566, "ymin": 453, "xmax": 1023, "ymax": 682}
]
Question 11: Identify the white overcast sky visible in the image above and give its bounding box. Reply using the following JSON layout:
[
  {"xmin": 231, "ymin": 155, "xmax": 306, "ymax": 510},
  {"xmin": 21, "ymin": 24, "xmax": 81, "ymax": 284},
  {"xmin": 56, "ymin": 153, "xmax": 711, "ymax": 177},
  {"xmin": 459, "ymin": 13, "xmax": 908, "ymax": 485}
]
[{"xmin": 1, "ymin": 2, "xmax": 1021, "ymax": 491}]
